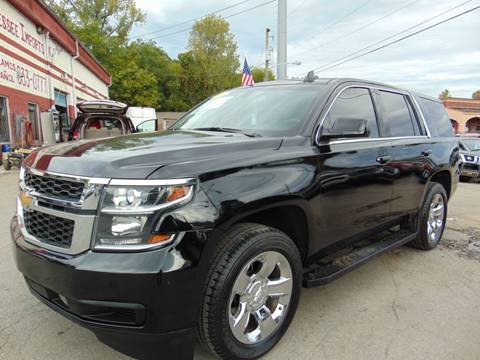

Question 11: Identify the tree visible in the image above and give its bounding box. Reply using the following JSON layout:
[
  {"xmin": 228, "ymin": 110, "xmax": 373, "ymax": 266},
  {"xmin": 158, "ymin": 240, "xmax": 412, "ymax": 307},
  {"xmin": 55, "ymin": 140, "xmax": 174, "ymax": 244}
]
[
  {"xmin": 473, "ymin": 90, "xmax": 480, "ymax": 100},
  {"xmin": 45, "ymin": 0, "xmax": 145, "ymax": 66},
  {"xmin": 439, "ymin": 89, "xmax": 452, "ymax": 100},
  {"xmin": 251, "ymin": 67, "xmax": 276, "ymax": 83},
  {"xmin": 109, "ymin": 61, "xmax": 159, "ymax": 108},
  {"xmin": 180, "ymin": 15, "xmax": 240, "ymax": 106}
]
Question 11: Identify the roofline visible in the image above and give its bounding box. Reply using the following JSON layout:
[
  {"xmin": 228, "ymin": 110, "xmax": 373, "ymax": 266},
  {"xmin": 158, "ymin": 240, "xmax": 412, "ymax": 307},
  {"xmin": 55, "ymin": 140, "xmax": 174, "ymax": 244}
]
[{"xmin": 7, "ymin": 0, "xmax": 111, "ymax": 86}]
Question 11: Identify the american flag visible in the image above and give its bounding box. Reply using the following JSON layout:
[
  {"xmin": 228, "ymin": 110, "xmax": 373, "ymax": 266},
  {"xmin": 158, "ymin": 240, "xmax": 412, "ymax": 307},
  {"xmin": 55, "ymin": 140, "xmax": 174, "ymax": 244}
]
[{"xmin": 241, "ymin": 58, "xmax": 254, "ymax": 86}]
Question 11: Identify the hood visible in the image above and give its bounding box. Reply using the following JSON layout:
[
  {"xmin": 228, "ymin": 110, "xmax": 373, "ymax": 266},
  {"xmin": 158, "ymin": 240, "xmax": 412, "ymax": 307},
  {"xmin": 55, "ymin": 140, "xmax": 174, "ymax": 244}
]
[{"xmin": 23, "ymin": 130, "xmax": 283, "ymax": 179}]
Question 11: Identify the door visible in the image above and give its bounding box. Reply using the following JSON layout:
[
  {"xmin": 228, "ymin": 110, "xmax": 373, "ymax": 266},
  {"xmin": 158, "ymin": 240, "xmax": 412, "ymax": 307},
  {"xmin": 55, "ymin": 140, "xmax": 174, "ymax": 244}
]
[
  {"xmin": 311, "ymin": 87, "xmax": 395, "ymax": 251},
  {"xmin": 376, "ymin": 90, "xmax": 430, "ymax": 217},
  {"xmin": 0, "ymin": 97, "xmax": 9, "ymax": 143}
]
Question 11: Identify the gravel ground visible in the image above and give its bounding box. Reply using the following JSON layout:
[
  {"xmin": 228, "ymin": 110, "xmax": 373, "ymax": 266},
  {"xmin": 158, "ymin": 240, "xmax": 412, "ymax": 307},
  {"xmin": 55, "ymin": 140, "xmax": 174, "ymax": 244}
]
[{"xmin": 0, "ymin": 170, "xmax": 479, "ymax": 360}]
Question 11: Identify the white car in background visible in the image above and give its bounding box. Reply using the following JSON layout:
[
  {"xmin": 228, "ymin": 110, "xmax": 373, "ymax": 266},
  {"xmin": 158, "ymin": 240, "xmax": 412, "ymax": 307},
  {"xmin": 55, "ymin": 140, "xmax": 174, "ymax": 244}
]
[{"xmin": 126, "ymin": 107, "xmax": 158, "ymax": 132}]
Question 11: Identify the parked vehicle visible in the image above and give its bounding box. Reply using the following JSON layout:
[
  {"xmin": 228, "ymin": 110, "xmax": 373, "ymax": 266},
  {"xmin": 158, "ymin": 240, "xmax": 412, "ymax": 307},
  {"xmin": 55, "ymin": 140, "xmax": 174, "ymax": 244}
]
[
  {"xmin": 127, "ymin": 107, "xmax": 157, "ymax": 129},
  {"xmin": 68, "ymin": 100, "xmax": 157, "ymax": 141},
  {"xmin": 12, "ymin": 78, "xmax": 461, "ymax": 360},
  {"xmin": 458, "ymin": 135, "xmax": 480, "ymax": 181}
]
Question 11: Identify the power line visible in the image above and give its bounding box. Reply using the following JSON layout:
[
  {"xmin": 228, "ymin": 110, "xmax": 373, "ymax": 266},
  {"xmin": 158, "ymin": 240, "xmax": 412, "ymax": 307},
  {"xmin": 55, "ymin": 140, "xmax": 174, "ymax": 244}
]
[
  {"xmin": 316, "ymin": 0, "xmax": 421, "ymax": 49},
  {"xmin": 315, "ymin": 0, "xmax": 374, "ymax": 36},
  {"xmin": 130, "ymin": 0, "xmax": 259, "ymax": 39},
  {"xmin": 296, "ymin": 0, "xmax": 475, "ymax": 77},
  {"xmin": 311, "ymin": 3, "xmax": 480, "ymax": 74},
  {"xmin": 143, "ymin": 0, "xmax": 277, "ymax": 42},
  {"xmin": 287, "ymin": 0, "xmax": 421, "ymax": 66}
]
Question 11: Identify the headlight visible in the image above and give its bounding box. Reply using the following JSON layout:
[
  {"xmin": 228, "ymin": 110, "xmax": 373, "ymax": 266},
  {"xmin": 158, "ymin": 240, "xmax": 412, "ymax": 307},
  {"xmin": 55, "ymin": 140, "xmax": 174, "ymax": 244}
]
[
  {"xmin": 462, "ymin": 154, "xmax": 475, "ymax": 162},
  {"xmin": 93, "ymin": 179, "xmax": 195, "ymax": 251}
]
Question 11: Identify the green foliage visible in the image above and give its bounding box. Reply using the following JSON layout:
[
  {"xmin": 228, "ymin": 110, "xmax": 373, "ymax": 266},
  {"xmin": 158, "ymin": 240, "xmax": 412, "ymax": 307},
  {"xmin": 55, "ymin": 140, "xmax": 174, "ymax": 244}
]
[
  {"xmin": 472, "ymin": 90, "xmax": 480, "ymax": 100},
  {"xmin": 45, "ymin": 0, "xmax": 145, "ymax": 67},
  {"xmin": 251, "ymin": 67, "xmax": 276, "ymax": 83},
  {"xmin": 179, "ymin": 15, "xmax": 240, "ymax": 106},
  {"xmin": 109, "ymin": 61, "xmax": 159, "ymax": 108},
  {"xmin": 45, "ymin": 3, "xmax": 245, "ymax": 111},
  {"xmin": 439, "ymin": 89, "xmax": 452, "ymax": 100}
]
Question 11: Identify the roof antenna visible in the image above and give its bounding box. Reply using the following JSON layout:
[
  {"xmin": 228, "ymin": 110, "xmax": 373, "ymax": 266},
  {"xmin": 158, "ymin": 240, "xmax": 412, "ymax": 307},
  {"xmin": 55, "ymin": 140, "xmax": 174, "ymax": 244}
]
[{"xmin": 304, "ymin": 71, "xmax": 318, "ymax": 83}]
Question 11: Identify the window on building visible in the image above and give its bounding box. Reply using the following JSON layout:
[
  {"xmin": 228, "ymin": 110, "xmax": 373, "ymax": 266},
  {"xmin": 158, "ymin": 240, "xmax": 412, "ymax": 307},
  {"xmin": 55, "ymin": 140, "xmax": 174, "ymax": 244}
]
[
  {"xmin": 378, "ymin": 91, "xmax": 417, "ymax": 137},
  {"xmin": 28, "ymin": 103, "xmax": 40, "ymax": 141},
  {"xmin": 54, "ymin": 89, "xmax": 69, "ymax": 142},
  {"xmin": 323, "ymin": 87, "xmax": 379, "ymax": 138},
  {"xmin": 0, "ymin": 97, "xmax": 9, "ymax": 142}
]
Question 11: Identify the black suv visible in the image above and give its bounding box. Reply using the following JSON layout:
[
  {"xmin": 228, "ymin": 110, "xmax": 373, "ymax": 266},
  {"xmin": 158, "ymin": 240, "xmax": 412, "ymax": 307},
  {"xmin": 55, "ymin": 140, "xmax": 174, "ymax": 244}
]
[{"xmin": 11, "ymin": 79, "xmax": 461, "ymax": 360}]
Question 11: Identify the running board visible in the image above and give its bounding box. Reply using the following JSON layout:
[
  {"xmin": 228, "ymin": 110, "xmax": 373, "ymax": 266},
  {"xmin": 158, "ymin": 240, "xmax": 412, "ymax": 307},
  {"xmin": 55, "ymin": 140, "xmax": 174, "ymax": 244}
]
[{"xmin": 303, "ymin": 229, "xmax": 417, "ymax": 288}]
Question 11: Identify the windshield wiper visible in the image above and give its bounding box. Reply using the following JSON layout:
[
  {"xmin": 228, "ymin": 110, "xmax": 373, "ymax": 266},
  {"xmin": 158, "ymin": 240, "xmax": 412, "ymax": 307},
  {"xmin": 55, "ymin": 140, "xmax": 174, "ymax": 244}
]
[{"xmin": 192, "ymin": 127, "xmax": 262, "ymax": 138}]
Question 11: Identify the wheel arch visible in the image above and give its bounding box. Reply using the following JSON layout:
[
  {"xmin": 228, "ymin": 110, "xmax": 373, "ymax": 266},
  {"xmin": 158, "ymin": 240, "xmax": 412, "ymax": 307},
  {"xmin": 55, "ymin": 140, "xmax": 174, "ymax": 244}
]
[{"xmin": 218, "ymin": 199, "xmax": 313, "ymax": 263}]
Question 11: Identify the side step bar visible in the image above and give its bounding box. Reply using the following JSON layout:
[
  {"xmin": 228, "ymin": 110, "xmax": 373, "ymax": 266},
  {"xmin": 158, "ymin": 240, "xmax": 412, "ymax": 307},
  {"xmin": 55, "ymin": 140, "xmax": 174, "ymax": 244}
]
[{"xmin": 303, "ymin": 229, "xmax": 417, "ymax": 288}]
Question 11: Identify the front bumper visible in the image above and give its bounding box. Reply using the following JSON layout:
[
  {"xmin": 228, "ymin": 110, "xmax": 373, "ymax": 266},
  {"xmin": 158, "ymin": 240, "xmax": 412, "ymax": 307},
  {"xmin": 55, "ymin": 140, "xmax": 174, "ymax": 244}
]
[
  {"xmin": 460, "ymin": 163, "xmax": 480, "ymax": 178},
  {"xmin": 11, "ymin": 216, "xmax": 210, "ymax": 360}
]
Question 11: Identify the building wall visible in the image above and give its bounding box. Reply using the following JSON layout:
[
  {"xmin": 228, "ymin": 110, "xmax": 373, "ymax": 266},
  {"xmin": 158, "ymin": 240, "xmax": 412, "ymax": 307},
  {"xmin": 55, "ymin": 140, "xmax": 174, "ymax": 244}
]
[
  {"xmin": 443, "ymin": 98, "xmax": 480, "ymax": 134},
  {"xmin": 0, "ymin": 0, "xmax": 110, "ymax": 146}
]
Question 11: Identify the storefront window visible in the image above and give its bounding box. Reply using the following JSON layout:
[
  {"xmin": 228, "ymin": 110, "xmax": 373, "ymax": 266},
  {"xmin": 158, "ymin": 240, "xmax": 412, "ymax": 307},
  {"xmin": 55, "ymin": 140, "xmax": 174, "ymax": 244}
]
[
  {"xmin": 0, "ymin": 97, "xmax": 9, "ymax": 143},
  {"xmin": 28, "ymin": 103, "xmax": 39, "ymax": 140},
  {"xmin": 54, "ymin": 89, "xmax": 69, "ymax": 142}
]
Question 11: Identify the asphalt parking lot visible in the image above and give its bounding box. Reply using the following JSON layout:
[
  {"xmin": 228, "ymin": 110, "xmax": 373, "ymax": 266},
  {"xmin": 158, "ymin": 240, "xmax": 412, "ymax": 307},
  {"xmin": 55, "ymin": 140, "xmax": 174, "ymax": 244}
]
[{"xmin": 1, "ymin": 170, "xmax": 479, "ymax": 360}]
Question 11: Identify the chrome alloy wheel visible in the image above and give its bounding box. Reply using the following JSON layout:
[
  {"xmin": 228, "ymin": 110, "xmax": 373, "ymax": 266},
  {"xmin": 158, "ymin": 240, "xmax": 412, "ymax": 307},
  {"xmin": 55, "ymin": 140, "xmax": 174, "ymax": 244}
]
[
  {"xmin": 427, "ymin": 193, "xmax": 445, "ymax": 243},
  {"xmin": 228, "ymin": 251, "xmax": 293, "ymax": 345}
]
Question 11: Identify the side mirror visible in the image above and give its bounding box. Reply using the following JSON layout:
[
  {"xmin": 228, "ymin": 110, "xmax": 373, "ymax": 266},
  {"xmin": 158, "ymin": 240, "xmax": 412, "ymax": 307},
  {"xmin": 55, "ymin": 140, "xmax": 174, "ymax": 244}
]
[{"xmin": 320, "ymin": 118, "xmax": 369, "ymax": 139}]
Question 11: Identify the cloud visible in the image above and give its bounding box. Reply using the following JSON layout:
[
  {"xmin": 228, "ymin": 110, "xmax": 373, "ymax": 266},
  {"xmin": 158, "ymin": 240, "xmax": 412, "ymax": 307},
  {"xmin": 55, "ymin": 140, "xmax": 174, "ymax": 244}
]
[{"xmin": 133, "ymin": 0, "xmax": 480, "ymax": 97}]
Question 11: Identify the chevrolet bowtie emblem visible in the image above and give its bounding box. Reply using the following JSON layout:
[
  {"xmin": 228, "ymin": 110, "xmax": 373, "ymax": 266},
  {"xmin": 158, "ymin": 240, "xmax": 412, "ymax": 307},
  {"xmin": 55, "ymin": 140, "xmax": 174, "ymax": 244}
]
[{"xmin": 19, "ymin": 191, "xmax": 33, "ymax": 208}]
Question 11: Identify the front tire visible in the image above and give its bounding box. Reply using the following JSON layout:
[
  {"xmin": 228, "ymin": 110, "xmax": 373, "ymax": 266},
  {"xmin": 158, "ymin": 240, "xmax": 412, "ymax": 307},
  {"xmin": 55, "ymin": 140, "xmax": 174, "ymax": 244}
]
[
  {"xmin": 410, "ymin": 182, "xmax": 448, "ymax": 250},
  {"xmin": 199, "ymin": 223, "xmax": 302, "ymax": 360}
]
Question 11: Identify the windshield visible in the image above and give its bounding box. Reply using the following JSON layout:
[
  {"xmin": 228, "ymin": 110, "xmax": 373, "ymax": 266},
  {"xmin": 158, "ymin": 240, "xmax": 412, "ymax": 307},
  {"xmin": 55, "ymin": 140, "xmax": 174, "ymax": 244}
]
[
  {"xmin": 172, "ymin": 86, "xmax": 325, "ymax": 136},
  {"xmin": 461, "ymin": 138, "xmax": 480, "ymax": 152}
]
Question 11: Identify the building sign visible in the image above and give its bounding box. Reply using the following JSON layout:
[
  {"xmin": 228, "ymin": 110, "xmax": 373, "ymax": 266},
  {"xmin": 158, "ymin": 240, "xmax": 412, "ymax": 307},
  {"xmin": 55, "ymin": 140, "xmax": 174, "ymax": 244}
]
[
  {"xmin": 0, "ymin": 52, "xmax": 48, "ymax": 95},
  {"xmin": 0, "ymin": 9, "xmax": 46, "ymax": 56}
]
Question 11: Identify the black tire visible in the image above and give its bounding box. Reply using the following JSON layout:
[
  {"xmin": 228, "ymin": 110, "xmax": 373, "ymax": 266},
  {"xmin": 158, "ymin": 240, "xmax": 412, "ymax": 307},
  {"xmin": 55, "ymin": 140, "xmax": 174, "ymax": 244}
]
[
  {"xmin": 409, "ymin": 182, "xmax": 448, "ymax": 250},
  {"xmin": 198, "ymin": 223, "xmax": 302, "ymax": 360},
  {"xmin": 459, "ymin": 176, "xmax": 471, "ymax": 183}
]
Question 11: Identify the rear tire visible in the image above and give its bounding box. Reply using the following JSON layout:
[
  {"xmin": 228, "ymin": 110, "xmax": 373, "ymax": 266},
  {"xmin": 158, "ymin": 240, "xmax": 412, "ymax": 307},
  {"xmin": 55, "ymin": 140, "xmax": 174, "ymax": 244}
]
[
  {"xmin": 409, "ymin": 182, "xmax": 447, "ymax": 250},
  {"xmin": 198, "ymin": 223, "xmax": 302, "ymax": 360}
]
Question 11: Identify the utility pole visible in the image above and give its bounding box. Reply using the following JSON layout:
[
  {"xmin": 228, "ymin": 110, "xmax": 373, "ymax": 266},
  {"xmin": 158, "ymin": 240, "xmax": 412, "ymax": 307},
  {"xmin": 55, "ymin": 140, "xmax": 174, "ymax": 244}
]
[
  {"xmin": 277, "ymin": 0, "xmax": 287, "ymax": 80},
  {"xmin": 264, "ymin": 28, "xmax": 272, "ymax": 81}
]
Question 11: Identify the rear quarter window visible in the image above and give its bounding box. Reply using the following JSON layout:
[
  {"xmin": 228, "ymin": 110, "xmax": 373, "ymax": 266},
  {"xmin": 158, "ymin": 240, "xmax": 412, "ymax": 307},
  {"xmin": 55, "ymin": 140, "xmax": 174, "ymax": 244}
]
[{"xmin": 417, "ymin": 97, "xmax": 454, "ymax": 137}]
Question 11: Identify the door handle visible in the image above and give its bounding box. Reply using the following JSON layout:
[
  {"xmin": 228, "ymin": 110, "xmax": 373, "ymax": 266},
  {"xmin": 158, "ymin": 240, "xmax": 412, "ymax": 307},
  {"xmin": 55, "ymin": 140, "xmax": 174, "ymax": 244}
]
[
  {"xmin": 421, "ymin": 150, "xmax": 432, "ymax": 157},
  {"xmin": 376, "ymin": 155, "xmax": 392, "ymax": 164}
]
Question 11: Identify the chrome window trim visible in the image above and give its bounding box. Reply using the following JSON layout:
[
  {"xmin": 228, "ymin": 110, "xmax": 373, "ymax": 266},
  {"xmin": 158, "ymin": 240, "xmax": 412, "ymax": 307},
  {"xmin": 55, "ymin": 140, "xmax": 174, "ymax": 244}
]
[
  {"xmin": 314, "ymin": 84, "xmax": 433, "ymax": 145},
  {"xmin": 329, "ymin": 136, "xmax": 429, "ymax": 145}
]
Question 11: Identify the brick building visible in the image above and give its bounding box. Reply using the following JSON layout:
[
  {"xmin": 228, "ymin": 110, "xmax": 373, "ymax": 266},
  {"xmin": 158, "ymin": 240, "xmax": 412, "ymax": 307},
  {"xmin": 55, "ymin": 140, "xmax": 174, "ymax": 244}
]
[
  {"xmin": 443, "ymin": 98, "xmax": 480, "ymax": 134},
  {"xmin": 0, "ymin": 0, "xmax": 110, "ymax": 147}
]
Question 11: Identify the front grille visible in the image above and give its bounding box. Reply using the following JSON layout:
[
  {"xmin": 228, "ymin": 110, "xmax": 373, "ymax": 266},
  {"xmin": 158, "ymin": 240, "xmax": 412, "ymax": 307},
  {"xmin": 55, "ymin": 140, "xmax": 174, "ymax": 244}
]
[
  {"xmin": 25, "ymin": 172, "xmax": 85, "ymax": 201},
  {"xmin": 24, "ymin": 210, "xmax": 74, "ymax": 248},
  {"xmin": 463, "ymin": 163, "xmax": 479, "ymax": 171}
]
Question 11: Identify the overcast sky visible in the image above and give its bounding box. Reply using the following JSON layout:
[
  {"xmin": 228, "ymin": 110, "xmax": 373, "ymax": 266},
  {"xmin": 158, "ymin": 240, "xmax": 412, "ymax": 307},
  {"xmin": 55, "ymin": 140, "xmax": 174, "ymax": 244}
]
[{"xmin": 131, "ymin": 0, "xmax": 480, "ymax": 98}]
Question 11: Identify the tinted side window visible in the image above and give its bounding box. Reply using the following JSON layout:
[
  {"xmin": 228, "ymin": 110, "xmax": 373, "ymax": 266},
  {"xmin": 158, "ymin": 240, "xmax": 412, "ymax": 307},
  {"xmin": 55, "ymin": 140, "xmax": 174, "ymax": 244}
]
[
  {"xmin": 378, "ymin": 91, "xmax": 416, "ymax": 137},
  {"xmin": 418, "ymin": 97, "xmax": 454, "ymax": 137},
  {"xmin": 323, "ymin": 88, "xmax": 379, "ymax": 137}
]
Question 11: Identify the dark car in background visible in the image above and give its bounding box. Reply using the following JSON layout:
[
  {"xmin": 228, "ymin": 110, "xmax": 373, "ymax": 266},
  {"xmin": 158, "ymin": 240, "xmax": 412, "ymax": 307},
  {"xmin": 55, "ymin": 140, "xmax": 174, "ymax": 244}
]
[
  {"xmin": 459, "ymin": 135, "xmax": 480, "ymax": 181},
  {"xmin": 12, "ymin": 78, "xmax": 461, "ymax": 360},
  {"xmin": 68, "ymin": 100, "xmax": 157, "ymax": 141}
]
